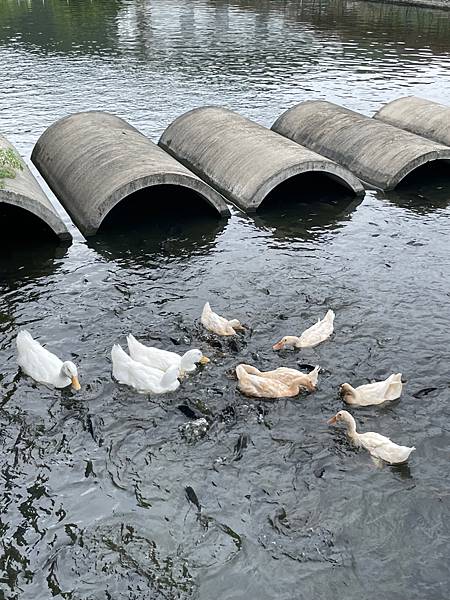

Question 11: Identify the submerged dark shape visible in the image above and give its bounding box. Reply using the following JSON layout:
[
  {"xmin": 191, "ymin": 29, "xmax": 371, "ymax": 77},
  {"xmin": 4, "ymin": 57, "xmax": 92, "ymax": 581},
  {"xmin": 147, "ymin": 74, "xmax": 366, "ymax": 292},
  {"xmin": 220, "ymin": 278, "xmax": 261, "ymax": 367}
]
[
  {"xmin": 185, "ymin": 486, "xmax": 202, "ymax": 513},
  {"xmin": 233, "ymin": 432, "xmax": 250, "ymax": 461},
  {"xmin": 412, "ymin": 387, "xmax": 438, "ymax": 399}
]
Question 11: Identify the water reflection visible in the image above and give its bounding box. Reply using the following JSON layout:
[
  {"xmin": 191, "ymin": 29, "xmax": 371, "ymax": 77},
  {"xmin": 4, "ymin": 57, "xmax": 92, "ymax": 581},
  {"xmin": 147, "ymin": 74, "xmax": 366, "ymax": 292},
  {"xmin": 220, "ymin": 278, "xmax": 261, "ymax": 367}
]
[
  {"xmin": 90, "ymin": 216, "xmax": 227, "ymax": 266},
  {"xmin": 215, "ymin": 0, "xmax": 450, "ymax": 55},
  {"xmin": 0, "ymin": 0, "xmax": 123, "ymax": 54},
  {"xmin": 1, "ymin": 0, "xmax": 448, "ymax": 66},
  {"xmin": 387, "ymin": 162, "xmax": 450, "ymax": 214},
  {"xmin": 255, "ymin": 176, "xmax": 363, "ymax": 241},
  {"xmin": 0, "ymin": 241, "xmax": 67, "ymax": 287}
]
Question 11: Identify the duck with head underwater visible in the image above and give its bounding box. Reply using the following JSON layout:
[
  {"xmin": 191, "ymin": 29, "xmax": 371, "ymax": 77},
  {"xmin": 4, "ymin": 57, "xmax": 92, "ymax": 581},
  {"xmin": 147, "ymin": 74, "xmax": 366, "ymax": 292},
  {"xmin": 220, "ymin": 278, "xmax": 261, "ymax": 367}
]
[{"xmin": 16, "ymin": 330, "xmax": 81, "ymax": 390}]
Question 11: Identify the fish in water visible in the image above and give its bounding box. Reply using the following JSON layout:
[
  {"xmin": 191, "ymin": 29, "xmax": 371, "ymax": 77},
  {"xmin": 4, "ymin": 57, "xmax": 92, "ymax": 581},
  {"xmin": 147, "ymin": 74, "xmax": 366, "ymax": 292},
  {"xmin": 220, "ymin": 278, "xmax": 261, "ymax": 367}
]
[
  {"xmin": 233, "ymin": 433, "xmax": 250, "ymax": 461},
  {"xmin": 185, "ymin": 486, "xmax": 202, "ymax": 513}
]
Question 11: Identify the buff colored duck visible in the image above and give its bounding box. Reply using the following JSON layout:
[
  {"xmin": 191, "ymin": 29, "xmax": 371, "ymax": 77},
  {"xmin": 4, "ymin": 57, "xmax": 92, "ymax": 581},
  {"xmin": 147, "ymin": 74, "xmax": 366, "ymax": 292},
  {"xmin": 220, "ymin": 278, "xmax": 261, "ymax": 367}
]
[
  {"xmin": 328, "ymin": 410, "xmax": 415, "ymax": 464},
  {"xmin": 235, "ymin": 364, "xmax": 316, "ymax": 398},
  {"xmin": 127, "ymin": 334, "xmax": 209, "ymax": 376},
  {"xmin": 273, "ymin": 309, "xmax": 335, "ymax": 350},
  {"xmin": 16, "ymin": 330, "xmax": 81, "ymax": 390},
  {"xmin": 201, "ymin": 302, "xmax": 245, "ymax": 336},
  {"xmin": 111, "ymin": 344, "xmax": 180, "ymax": 394},
  {"xmin": 341, "ymin": 373, "xmax": 403, "ymax": 406},
  {"xmin": 239, "ymin": 364, "xmax": 319, "ymax": 390}
]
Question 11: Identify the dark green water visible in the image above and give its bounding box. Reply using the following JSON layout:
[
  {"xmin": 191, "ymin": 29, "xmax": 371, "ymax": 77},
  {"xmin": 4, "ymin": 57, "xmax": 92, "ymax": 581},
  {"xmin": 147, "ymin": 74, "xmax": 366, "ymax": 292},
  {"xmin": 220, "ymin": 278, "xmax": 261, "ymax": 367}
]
[{"xmin": 0, "ymin": 1, "xmax": 450, "ymax": 599}]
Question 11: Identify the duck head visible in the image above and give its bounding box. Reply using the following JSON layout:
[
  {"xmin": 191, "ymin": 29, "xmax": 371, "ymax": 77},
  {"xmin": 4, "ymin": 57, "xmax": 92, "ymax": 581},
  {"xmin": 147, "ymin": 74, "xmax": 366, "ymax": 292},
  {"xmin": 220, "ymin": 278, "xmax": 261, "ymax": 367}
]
[
  {"xmin": 340, "ymin": 383, "xmax": 356, "ymax": 403},
  {"xmin": 327, "ymin": 410, "xmax": 357, "ymax": 435},
  {"xmin": 180, "ymin": 349, "xmax": 210, "ymax": 373},
  {"xmin": 61, "ymin": 361, "xmax": 81, "ymax": 390},
  {"xmin": 272, "ymin": 336, "xmax": 299, "ymax": 351}
]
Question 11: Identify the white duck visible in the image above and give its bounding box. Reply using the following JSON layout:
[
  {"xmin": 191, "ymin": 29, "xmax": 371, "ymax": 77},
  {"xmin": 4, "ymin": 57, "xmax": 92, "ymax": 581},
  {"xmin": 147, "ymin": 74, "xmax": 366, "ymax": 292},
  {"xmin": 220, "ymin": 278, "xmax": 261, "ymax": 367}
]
[
  {"xmin": 341, "ymin": 373, "xmax": 403, "ymax": 406},
  {"xmin": 328, "ymin": 410, "xmax": 415, "ymax": 464},
  {"xmin": 127, "ymin": 334, "xmax": 209, "ymax": 376},
  {"xmin": 16, "ymin": 330, "xmax": 81, "ymax": 390},
  {"xmin": 201, "ymin": 302, "xmax": 244, "ymax": 336},
  {"xmin": 235, "ymin": 364, "xmax": 316, "ymax": 399},
  {"xmin": 239, "ymin": 364, "xmax": 319, "ymax": 389},
  {"xmin": 273, "ymin": 309, "xmax": 335, "ymax": 350},
  {"xmin": 111, "ymin": 344, "xmax": 180, "ymax": 394}
]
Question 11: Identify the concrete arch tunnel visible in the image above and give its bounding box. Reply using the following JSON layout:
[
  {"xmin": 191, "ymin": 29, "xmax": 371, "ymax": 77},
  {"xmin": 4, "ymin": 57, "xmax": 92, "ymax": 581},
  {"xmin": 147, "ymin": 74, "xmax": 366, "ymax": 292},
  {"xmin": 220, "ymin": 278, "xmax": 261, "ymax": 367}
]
[
  {"xmin": 31, "ymin": 112, "xmax": 230, "ymax": 238},
  {"xmin": 374, "ymin": 96, "xmax": 450, "ymax": 148},
  {"xmin": 159, "ymin": 107, "xmax": 364, "ymax": 213},
  {"xmin": 272, "ymin": 101, "xmax": 450, "ymax": 191},
  {"xmin": 0, "ymin": 134, "xmax": 71, "ymax": 243}
]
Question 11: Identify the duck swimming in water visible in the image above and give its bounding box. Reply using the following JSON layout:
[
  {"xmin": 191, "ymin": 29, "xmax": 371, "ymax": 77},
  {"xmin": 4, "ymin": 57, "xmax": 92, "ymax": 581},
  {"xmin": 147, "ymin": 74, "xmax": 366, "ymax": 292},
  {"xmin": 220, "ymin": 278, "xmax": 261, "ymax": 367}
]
[
  {"xmin": 341, "ymin": 373, "xmax": 403, "ymax": 406},
  {"xmin": 273, "ymin": 309, "xmax": 335, "ymax": 350},
  {"xmin": 16, "ymin": 330, "xmax": 81, "ymax": 390},
  {"xmin": 111, "ymin": 344, "xmax": 180, "ymax": 394},
  {"xmin": 127, "ymin": 334, "xmax": 209, "ymax": 376},
  {"xmin": 236, "ymin": 363, "xmax": 317, "ymax": 399},
  {"xmin": 238, "ymin": 363, "xmax": 319, "ymax": 389},
  {"xmin": 328, "ymin": 410, "xmax": 415, "ymax": 464},
  {"xmin": 201, "ymin": 302, "xmax": 245, "ymax": 336}
]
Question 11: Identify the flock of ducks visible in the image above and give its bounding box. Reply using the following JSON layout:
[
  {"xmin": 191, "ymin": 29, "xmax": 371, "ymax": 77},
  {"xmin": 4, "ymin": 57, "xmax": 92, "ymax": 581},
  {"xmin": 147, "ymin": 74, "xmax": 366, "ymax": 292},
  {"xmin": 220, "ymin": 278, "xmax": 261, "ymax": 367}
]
[{"xmin": 15, "ymin": 303, "xmax": 415, "ymax": 465}]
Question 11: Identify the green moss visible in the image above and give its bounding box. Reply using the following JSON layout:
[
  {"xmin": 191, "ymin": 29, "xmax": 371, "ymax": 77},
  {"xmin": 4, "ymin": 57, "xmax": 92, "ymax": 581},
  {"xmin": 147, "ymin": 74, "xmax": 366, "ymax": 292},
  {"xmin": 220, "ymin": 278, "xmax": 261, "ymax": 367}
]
[{"xmin": 0, "ymin": 147, "xmax": 23, "ymax": 189}]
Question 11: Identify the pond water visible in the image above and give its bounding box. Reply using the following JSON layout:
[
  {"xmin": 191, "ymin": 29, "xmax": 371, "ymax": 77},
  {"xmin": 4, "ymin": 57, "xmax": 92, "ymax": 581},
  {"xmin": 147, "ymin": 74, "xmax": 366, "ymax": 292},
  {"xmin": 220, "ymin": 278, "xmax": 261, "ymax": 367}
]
[{"xmin": 1, "ymin": 1, "xmax": 450, "ymax": 599}]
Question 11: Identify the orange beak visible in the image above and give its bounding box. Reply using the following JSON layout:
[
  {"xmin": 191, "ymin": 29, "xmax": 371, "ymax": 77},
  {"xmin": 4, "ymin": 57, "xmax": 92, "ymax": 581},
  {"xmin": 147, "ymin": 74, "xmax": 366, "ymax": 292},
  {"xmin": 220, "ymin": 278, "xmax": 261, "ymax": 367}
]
[
  {"xmin": 327, "ymin": 415, "xmax": 337, "ymax": 425},
  {"xmin": 71, "ymin": 375, "xmax": 81, "ymax": 391},
  {"xmin": 272, "ymin": 340, "xmax": 284, "ymax": 351}
]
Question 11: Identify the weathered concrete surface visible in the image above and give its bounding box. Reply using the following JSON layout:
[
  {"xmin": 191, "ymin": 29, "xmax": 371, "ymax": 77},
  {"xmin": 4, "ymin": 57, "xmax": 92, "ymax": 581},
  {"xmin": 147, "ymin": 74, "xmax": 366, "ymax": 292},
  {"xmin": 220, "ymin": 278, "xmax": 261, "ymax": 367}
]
[
  {"xmin": 272, "ymin": 101, "xmax": 450, "ymax": 190},
  {"xmin": 366, "ymin": 0, "xmax": 449, "ymax": 9},
  {"xmin": 159, "ymin": 107, "xmax": 364, "ymax": 212},
  {"xmin": 0, "ymin": 135, "xmax": 71, "ymax": 242},
  {"xmin": 32, "ymin": 111, "xmax": 230, "ymax": 237},
  {"xmin": 375, "ymin": 97, "xmax": 450, "ymax": 148}
]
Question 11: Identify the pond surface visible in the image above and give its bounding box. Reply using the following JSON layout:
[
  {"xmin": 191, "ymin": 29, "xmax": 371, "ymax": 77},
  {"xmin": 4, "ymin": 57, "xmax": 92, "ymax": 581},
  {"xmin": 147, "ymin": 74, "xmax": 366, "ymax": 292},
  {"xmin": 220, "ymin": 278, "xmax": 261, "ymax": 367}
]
[{"xmin": 1, "ymin": 1, "xmax": 450, "ymax": 599}]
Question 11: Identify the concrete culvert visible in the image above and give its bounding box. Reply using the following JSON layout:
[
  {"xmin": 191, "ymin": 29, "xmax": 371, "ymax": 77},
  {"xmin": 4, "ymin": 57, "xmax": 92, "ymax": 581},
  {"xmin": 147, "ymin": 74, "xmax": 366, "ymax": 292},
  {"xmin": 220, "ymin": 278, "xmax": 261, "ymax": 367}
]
[
  {"xmin": 261, "ymin": 171, "xmax": 355, "ymax": 209},
  {"xmin": 159, "ymin": 106, "xmax": 364, "ymax": 213},
  {"xmin": 272, "ymin": 100, "xmax": 450, "ymax": 191},
  {"xmin": 31, "ymin": 111, "xmax": 230, "ymax": 238},
  {"xmin": 100, "ymin": 184, "xmax": 220, "ymax": 231},
  {"xmin": 0, "ymin": 134, "xmax": 71, "ymax": 244},
  {"xmin": 375, "ymin": 96, "xmax": 450, "ymax": 148}
]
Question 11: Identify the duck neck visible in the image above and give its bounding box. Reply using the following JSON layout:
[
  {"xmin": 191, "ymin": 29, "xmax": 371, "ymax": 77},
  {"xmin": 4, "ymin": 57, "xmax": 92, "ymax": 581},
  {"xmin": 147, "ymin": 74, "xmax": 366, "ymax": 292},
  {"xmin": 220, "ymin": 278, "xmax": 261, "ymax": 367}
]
[
  {"xmin": 344, "ymin": 415, "xmax": 358, "ymax": 439},
  {"xmin": 58, "ymin": 367, "xmax": 71, "ymax": 387},
  {"xmin": 180, "ymin": 353, "xmax": 195, "ymax": 371}
]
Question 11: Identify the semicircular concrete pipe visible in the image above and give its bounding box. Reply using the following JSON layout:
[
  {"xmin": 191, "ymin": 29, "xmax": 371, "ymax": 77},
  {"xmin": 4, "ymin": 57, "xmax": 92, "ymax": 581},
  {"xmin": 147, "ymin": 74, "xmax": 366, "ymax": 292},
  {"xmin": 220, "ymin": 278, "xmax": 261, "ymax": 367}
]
[
  {"xmin": 158, "ymin": 107, "xmax": 364, "ymax": 213},
  {"xmin": 0, "ymin": 135, "xmax": 71, "ymax": 243},
  {"xmin": 31, "ymin": 112, "xmax": 230, "ymax": 237},
  {"xmin": 272, "ymin": 100, "xmax": 450, "ymax": 191},
  {"xmin": 374, "ymin": 96, "xmax": 450, "ymax": 148}
]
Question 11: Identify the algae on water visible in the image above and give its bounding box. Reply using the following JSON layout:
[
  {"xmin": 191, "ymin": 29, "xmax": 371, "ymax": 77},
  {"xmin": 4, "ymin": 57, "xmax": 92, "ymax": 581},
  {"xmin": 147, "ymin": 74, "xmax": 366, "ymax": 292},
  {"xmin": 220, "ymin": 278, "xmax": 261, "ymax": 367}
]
[{"xmin": 0, "ymin": 147, "xmax": 23, "ymax": 188}]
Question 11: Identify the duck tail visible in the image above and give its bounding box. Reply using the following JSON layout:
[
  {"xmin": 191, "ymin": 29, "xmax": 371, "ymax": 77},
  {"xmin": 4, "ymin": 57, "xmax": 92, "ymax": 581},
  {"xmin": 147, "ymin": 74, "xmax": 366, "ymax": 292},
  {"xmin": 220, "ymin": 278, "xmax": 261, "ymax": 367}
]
[
  {"xmin": 325, "ymin": 309, "xmax": 335, "ymax": 322},
  {"xmin": 16, "ymin": 329, "xmax": 34, "ymax": 349},
  {"xmin": 308, "ymin": 365, "xmax": 320, "ymax": 386},
  {"xmin": 126, "ymin": 333, "xmax": 140, "ymax": 355},
  {"xmin": 235, "ymin": 364, "xmax": 246, "ymax": 379},
  {"xmin": 111, "ymin": 343, "xmax": 128, "ymax": 362}
]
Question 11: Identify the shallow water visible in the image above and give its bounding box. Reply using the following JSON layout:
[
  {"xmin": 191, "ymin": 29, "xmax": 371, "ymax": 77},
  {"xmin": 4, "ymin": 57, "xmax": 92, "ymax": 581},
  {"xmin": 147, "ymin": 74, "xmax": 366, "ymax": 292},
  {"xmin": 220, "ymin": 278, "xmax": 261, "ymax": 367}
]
[{"xmin": 1, "ymin": 1, "xmax": 450, "ymax": 599}]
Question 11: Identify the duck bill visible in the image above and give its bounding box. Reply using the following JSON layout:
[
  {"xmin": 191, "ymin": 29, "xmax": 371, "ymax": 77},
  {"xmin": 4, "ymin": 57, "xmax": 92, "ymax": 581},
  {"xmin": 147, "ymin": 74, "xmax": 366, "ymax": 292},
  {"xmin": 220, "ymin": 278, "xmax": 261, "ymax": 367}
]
[
  {"xmin": 272, "ymin": 340, "xmax": 284, "ymax": 351},
  {"xmin": 199, "ymin": 355, "xmax": 210, "ymax": 365},
  {"xmin": 71, "ymin": 375, "xmax": 81, "ymax": 391},
  {"xmin": 327, "ymin": 415, "xmax": 337, "ymax": 425}
]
